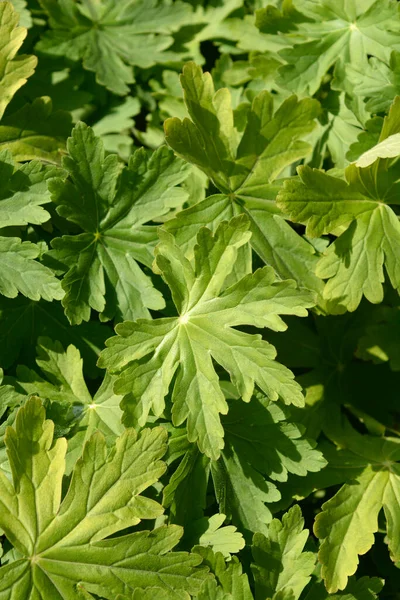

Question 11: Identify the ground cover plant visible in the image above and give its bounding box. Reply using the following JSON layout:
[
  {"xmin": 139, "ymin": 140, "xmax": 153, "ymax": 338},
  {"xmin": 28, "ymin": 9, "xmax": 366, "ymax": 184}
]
[{"xmin": 2, "ymin": 0, "xmax": 400, "ymax": 597}]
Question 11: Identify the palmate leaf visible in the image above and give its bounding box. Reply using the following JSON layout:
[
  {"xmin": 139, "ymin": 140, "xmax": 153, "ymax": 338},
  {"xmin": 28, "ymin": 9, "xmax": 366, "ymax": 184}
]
[
  {"xmin": 163, "ymin": 62, "xmax": 324, "ymax": 305},
  {"xmin": 313, "ymin": 413, "xmax": 400, "ymax": 593},
  {"xmin": 0, "ymin": 397, "xmax": 207, "ymax": 599},
  {"xmin": 7, "ymin": 337, "xmax": 124, "ymax": 472},
  {"xmin": 309, "ymin": 90, "xmax": 364, "ymax": 169},
  {"xmin": 266, "ymin": 309, "xmax": 400, "ymax": 440},
  {"xmin": 0, "ymin": 1, "xmax": 36, "ymax": 120},
  {"xmin": 36, "ymin": 0, "xmax": 192, "ymax": 96},
  {"xmin": 251, "ymin": 505, "xmax": 316, "ymax": 600},
  {"xmin": 0, "ymin": 150, "xmax": 63, "ymax": 301},
  {"xmin": 164, "ymin": 394, "xmax": 325, "ymax": 534},
  {"xmin": 277, "ymin": 96, "xmax": 400, "ymax": 312},
  {"xmin": 0, "ymin": 237, "xmax": 63, "ymax": 301},
  {"xmin": 99, "ymin": 216, "xmax": 314, "ymax": 460},
  {"xmin": 256, "ymin": 0, "xmax": 400, "ymax": 96},
  {"xmin": 49, "ymin": 122, "xmax": 191, "ymax": 325},
  {"xmin": 211, "ymin": 393, "xmax": 326, "ymax": 533},
  {"xmin": 346, "ymin": 50, "xmax": 400, "ymax": 114}
]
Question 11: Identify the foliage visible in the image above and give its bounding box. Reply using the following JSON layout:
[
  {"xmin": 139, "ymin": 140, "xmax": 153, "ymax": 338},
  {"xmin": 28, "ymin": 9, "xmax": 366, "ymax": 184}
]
[{"xmin": 1, "ymin": 0, "xmax": 400, "ymax": 598}]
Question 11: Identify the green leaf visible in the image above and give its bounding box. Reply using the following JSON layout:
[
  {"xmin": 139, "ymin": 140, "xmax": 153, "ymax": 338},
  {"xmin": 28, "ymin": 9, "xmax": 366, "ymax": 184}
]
[
  {"xmin": 304, "ymin": 577, "xmax": 383, "ymax": 600},
  {"xmin": 49, "ymin": 122, "xmax": 190, "ymax": 325},
  {"xmin": 99, "ymin": 216, "xmax": 314, "ymax": 459},
  {"xmin": 164, "ymin": 62, "xmax": 324, "ymax": 304},
  {"xmin": 120, "ymin": 589, "xmax": 174, "ymax": 600},
  {"xmin": 267, "ymin": 309, "xmax": 400, "ymax": 438},
  {"xmin": 357, "ymin": 306, "xmax": 400, "ymax": 370},
  {"xmin": 211, "ymin": 446, "xmax": 280, "ymax": 535},
  {"xmin": 0, "ymin": 96, "xmax": 72, "ymax": 163},
  {"xmin": 310, "ymin": 90, "xmax": 363, "ymax": 169},
  {"xmin": 0, "ymin": 149, "xmax": 59, "ymax": 228},
  {"xmin": 165, "ymin": 393, "xmax": 325, "ymax": 535},
  {"xmin": 0, "ymin": 236, "xmax": 63, "ymax": 301},
  {"xmin": 257, "ymin": 0, "xmax": 400, "ymax": 96},
  {"xmin": 163, "ymin": 444, "xmax": 210, "ymax": 528},
  {"xmin": 12, "ymin": 337, "xmax": 124, "ymax": 472},
  {"xmin": 354, "ymin": 132, "xmax": 400, "ymax": 167},
  {"xmin": 0, "ymin": 295, "xmax": 110, "ymax": 375},
  {"xmin": 3, "ymin": 0, "xmax": 32, "ymax": 28},
  {"xmin": 187, "ymin": 514, "xmax": 245, "ymax": 558},
  {"xmin": 314, "ymin": 414, "xmax": 400, "ymax": 592},
  {"xmin": 0, "ymin": 397, "xmax": 207, "ymax": 598},
  {"xmin": 346, "ymin": 117, "xmax": 383, "ymax": 163},
  {"xmin": 346, "ymin": 50, "xmax": 400, "ymax": 113},
  {"xmin": 0, "ymin": 149, "xmax": 64, "ymax": 301},
  {"xmin": 212, "ymin": 393, "xmax": 326, "ymax": 533},
  {"xmin": 193, "ymin": 546, "xmax": 254, "ymax": 600},
  {"xmin": 92, "ymin": 97, "xmax": 141, "ymax": 160},
  {"xmin": 251, "ymin": 505, "xmax": 316, "ymax": 600},
  {"xmin": 197, "ymin": 578, "xmax": 233, "ymax": 600},
  {"xmin": 36, "ymin": 0, "xmax": 192, "ymax": 95},
  {"xmin": 278, "ymin": 96, "xmax": 400, "ymax": 312},
  {"xmin": 0, "ymin": 1, "xmax": 36, "ymax": 120}
]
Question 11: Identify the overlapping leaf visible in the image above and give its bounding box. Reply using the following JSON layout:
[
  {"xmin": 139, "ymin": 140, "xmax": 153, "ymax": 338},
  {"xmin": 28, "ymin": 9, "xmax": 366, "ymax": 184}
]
[
  {"xmin": 99, "ymin": 216, "xmax": 314, "ymax": 459},
  {"xmin": 0, "ymin": 150, "xmax": 63, "ymax": 301},
  {"xmin": 0, "ymin": 96, "xmax": 72, "ymax": 163},
  {"xmin": 163, "ymin": 62, "xmax": 324, "ymax": 303},
  {"xmin": 164, "ymin": 391, "xmax": 325, "ymax": 536},
  {"xmin": 0, "ymin": 397, "xmax": 207, "ymax": 599},
  {"xmin": 211, "ymin": 393, "xmax": 326, "ymax": 533},
  {"xmin": 357, "ymin": 306, "xmax": 400, "ymax": 371},
  {"xmin": 194, "ymin": 547, "xmax": 254, "ymax": 600},
  {"xmin": 0, "ymin": 295, "xmax": 109, "ymax": 373},
  {"xmin": 7, "ymin": 337, "xmax": 123, "ymax": 472},
  {"xmin": 278, "ymin": 96, "xmax": 400, "ymax": 312},
  {"xmin": 49, "ymin": 122, "xmax": 190, "ymax": 325},
  {"xmin": 36, "ymin": 0, "xmax": 192, "ymax": 95},
  {"xmin": 256, "ymin": 0, "xmax": 400, "ymax": 96},
  {"xmin": 346, "ymin": 51, "xmax": 400, "ymax": 113},
  {"xmin": 303, "ymin": 577, "xmax": 383, "ymax": 600},
  {"xmin": 0, "ymin": 1, "xmax": 36, "ymax": 120},
  {"xmin": 252, "ymin": 505, "xmax": 315, "ymax": 600},
  {"xmin": 314, "ymin": 413, "xmax": 400, "ymax": 592}
]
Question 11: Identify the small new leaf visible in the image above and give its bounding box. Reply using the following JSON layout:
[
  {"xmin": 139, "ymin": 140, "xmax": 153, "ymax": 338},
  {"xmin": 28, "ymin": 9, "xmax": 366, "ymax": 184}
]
[{"xmin": 193, "ymin": 546, "xmax": 253, "ymax": 600}]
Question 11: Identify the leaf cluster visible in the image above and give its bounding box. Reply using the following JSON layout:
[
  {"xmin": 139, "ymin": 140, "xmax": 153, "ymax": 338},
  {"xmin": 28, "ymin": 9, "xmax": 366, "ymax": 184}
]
[{"xmin": 1, "ymin": 0, "xmax": 400, "ymax": 598}]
